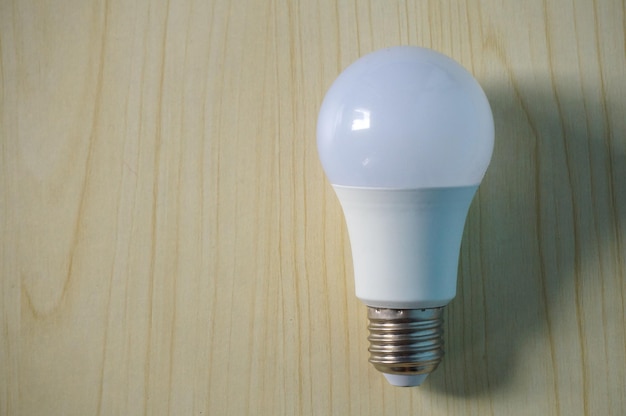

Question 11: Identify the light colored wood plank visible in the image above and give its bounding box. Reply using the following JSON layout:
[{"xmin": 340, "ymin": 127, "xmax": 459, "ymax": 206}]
[{"xmin": 1, "ymin": 0, "xmax": 625, "ymax": 414}]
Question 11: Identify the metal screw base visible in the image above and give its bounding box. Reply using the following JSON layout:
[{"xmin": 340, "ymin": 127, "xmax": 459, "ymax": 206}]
[{"xmin": 367, "ymin": 307, "xmax": 445, "ymax": 381}]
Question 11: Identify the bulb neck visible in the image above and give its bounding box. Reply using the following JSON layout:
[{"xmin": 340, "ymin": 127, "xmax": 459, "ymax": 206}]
[
  {"xmin": 367, "ymin": 306, "xmax": 445, "ymax": 386},
  {"xmin": 333, "ymin": 186, "xmax": 477, "ymax": 308}
]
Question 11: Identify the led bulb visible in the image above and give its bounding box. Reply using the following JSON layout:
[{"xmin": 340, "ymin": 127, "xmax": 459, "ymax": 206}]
[{"xmin": 317, "ymin": 46, "xmax": 494, "ymax": 387}]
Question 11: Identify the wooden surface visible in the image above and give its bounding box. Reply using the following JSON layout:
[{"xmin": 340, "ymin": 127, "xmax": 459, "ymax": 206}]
[{"xmin": 1, "ymin": 0, "xmax": 625, "ymax": 414}]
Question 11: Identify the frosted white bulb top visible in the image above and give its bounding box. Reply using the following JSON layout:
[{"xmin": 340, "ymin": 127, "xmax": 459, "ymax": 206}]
[{"xmin": 317, "ymin": 46, "xmax": 494, "ymax": 189}]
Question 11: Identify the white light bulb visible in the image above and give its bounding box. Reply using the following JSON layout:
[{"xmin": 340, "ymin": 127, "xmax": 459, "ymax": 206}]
[{"xmin": 317, "ymin": 46, "xmax": 494, "ymax": 387}]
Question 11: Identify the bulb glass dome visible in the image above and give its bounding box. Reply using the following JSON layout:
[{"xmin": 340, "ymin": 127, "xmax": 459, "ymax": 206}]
[{"xmin": 317, "ymin": 46, "xmax": 494, "ymax": 188}]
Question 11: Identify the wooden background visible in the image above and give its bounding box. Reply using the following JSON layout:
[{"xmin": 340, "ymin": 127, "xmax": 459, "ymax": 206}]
[{"xmin": 1, "ymin": 0, "xmax": 625, "ymax": 415}]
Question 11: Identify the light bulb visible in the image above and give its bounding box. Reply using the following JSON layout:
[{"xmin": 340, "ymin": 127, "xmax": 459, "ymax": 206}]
[{"xmin": 317, "ymin": 46, "xmax": 494, "ymax": 387}]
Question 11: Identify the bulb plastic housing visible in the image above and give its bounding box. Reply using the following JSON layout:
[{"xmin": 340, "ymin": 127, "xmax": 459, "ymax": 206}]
[
  {"xmin": 316, "ymin": 46, "xmax": 494, "ymax": 387},
  {"xmin": 333, "ymin": 185, "xmax": 477, "ymax": 309}
]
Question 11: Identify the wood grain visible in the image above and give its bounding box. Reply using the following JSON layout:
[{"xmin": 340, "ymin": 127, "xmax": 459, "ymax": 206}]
[{"xmin": 1, "ymin": 0, "xmax": 625, "ymax": 414}]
